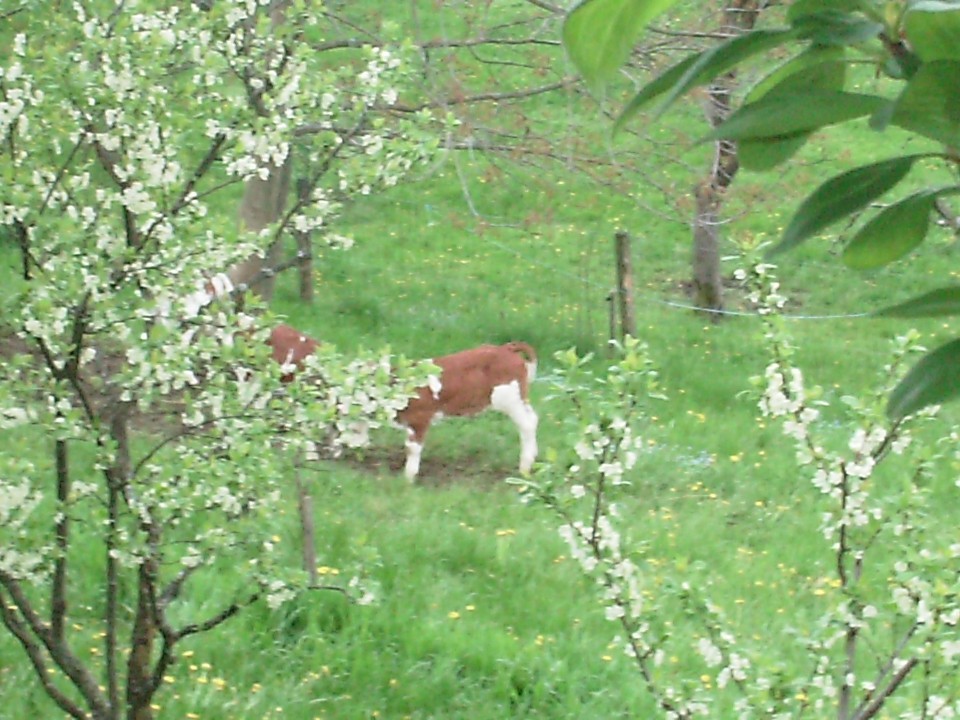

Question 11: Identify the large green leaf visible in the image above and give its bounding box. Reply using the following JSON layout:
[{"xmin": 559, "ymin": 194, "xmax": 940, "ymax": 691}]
[
  {"xmin": 843, "ymin": 185, "xmax": 960, "ymax": 268},
  {"xmin": 787, "ymin": 0, "xmax": 865, "ymax": 22},
  {"xmin": 705, "ymin": 91, "xmax": 885, "ymax": 141},
  {"xmin": 744, "ymin": 46, "xmax": 846, "ymax": 103},
  {"xmin": 628, "ymin": 28, "xmax": 796, "ymax": 122},
  {"xmin": 614, "ymin": 53, "xmax": 699, "ymax": 132},
  {"xmin": 904, "ymin": 1, "xmax": 960, "ymax": 61},
  {"xmin": 771, "ymin": 155, "xmax": 925, "ymax": 255},
  {"xmin": 888, "ymin": 338, "xmax": 960, "ymax": 419},
  {"xmin": 790, "ymin": 10, "xmax": 884, "ymax": 46},
  {"xmin": 875, "ymin": 286, "xmax": 960, "ymax": 317},
  {"xmin": 890, "ymin": 60, "xmax": 960, "ymax": 148},
  {"xmin": 563, "ymin": 0, "xmax": 681, "ymax": 89},
  {"xmin": 842, "ymin": 190, "xmax": 939, "ymax": 269},
  {"xmin": 739, "ymin": 50, "xmax": 847, "ymax": 171},
  {"xmin": 738, "ymin": 135, "xmax": 811, "ymax": 171}
]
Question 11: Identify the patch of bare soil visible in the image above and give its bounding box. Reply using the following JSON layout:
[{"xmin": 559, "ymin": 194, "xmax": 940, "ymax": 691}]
[{"xmin": 340, "ymin": 445, "xmax": 515, "ymax": 490}]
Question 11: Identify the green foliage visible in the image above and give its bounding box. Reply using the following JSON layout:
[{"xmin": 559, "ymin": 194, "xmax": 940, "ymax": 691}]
[
  {"xmin": 562, "ymin": 0, "xmax": 960, "ymax": 418},
  {"xmin": 876, "ymin": 285, "xmax": 960, "ymax": 317},
  {"xmin": 704, "ymin": 90, "xmax": 886, "ymax": 141},
  {"xmin": 887, "ymin": 337, "xmax": 960, "ymax": 420},
  {"xmin": 615, "ymin": 28, "xmax": 795, "ymax": 130},
  {"xmin": 739, "ymin": 48, "xmax": 847, "ymax": 171},
  {"xmin": 777, "ymin": 155, "xmax": 928, "ymax": 254},
  {"xmin": 842, "ymin": 186, "xmax": 960, "ymax": 269},
  {"xmin": 563, "ymin": 0, "xmax": 677, "ymax": 91}
]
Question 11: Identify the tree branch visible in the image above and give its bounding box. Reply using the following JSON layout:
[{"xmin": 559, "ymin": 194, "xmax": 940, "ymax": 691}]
[
  {"xmin": 390, "ymin": 77, "xmax": 577, "ymax": 113},
  {"xmin": 0, "ymin": 590, "xmax": 87, "ymax": 720},
  {"xmin": 852, "ymin": 657, "xmax": 920, "ymax": 720},
  {"xmin": 0, "ymin": 571, "xmax": 109, "ymax": 717}
]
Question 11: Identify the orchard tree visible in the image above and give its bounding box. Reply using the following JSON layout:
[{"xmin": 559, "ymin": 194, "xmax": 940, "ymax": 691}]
[
  {"xmin": 523, "ymin": 267, "xmax": 960, "ymax": 718},
  {"xmin": 516, "ymin": 2, "xmax": 960, "ymax": 716},
  {"xmin": 0, "ymin": 3, "xmax": 435, "ymax": 719},
  {"xmin": 563, "ymin": 0, "xmax": 960, "ymax": 416}
]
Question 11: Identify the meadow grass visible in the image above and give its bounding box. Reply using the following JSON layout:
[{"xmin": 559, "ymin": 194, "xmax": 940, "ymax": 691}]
[
  {"xmin": 5, "ymin": 142, "xmax": 959, "ymax": 716},
  {"xmin": 5, "ymin": 142, "xmax": 960, "ymax": 718}
]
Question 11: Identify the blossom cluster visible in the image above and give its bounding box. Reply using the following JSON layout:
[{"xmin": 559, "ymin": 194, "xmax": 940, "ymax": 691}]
[
  {"xmin": 519, "ymin": 340, "xmax": 757, "ymax": 718},
  {"xmin": 741, "ymin": 257, "xmax": 960, "ymax": 717}
]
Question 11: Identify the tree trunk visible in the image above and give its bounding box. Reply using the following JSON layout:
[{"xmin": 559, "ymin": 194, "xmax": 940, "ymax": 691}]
[
  {"xmin": 692, "ymin": 179, "xmax": 725, "ymax": 318},
  {"xmin": 227, "ymin": 0, "xmax": 293, "ymax": 304},
  {"xmin": 691, "ymin": 0, "xmax": 761, "ymax": 319},
  {"xmin": 229, "ymin": 157, "xmax": 291, "ymax": 302},
  {"xmin": 614, "ymin": 231, "xmax": 637, "ymax": 340}
]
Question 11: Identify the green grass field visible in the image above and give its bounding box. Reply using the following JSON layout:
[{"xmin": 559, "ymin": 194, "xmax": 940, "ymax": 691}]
[{"xmin": 4, "ymin": 4, "xmax": 960, "ymax": 719}]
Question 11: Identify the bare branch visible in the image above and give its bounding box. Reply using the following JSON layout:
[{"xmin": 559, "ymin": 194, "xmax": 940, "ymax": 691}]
[
  {"xmin": 853, "ymin": 657, "xmax": 920, "ymax": 720},
  {"xmin": 390, "ymin": 77, "xmax": 578, "ymax": 114},
  {"xmin": 0, "ymin": 592, "xmax": 87, "ymax": 720},
  {"xmin": 172, "ymin": 591, "xmax": 261, "ymax": 640},
  {"xmin": 0, "ymin": 572, "xmax": 109, "ymax": 717}
]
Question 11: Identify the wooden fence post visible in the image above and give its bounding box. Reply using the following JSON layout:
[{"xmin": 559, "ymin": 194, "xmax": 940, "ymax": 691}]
[{"xmin": 614, "ymin": 230, "xmax": 637, "ymax": 341}]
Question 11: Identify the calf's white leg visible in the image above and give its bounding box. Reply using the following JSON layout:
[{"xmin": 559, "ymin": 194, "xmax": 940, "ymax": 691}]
[
  {"xmin": 404, "ymin": 428, "xmax": 424, "ymax": 481},
  {"xmin": 490, "ymin": 381, "xmax": 539, "ymax": 474}
]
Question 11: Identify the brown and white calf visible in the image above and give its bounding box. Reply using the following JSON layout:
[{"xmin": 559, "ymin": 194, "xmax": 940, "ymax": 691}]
[
  {"xmin": 268, "ymin": 323, "xmax": 321, "ymax": 381},
  {"xmin": 396, "ymin": 341, "xmax": 538, "ymax": 481},
  {"xmin": 266, "ymin": 325, "xmax": 539, "ymax": 481}
]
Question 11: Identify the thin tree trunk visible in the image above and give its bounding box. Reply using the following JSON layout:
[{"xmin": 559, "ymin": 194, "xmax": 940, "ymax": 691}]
[
  {"xmin": 52, "ymin": 440, "xmax": 70, "ymax": 642},
  {"xmin": 106, "ymin": 404, "xmax": 133, "ymax": 720},
  {"xmin": 614, "ymin": 231, "xmax": 637, "ymax": 340},
  {"xmin": 108, "ymin": 405, "xmax": 155, "ymax": 720},
  {"xmin": 229, "ymin": 157, "xmax": 291, "ymax": 302},
  {"xmin": 228, "ymin": 0, "xmax": 293, "ymax": 304},
  {"xmin": 692, "ymin": 180, "xmax": 725, "ymax": 318},
  {"xmin": 295, "ymin": 177, "xmax": 314, "ymax": 303},
  {"xmin": 691, "ymin": 0, "xmax": 761, "ymax": 319},
  {"xmin": 295, "ymin": 459, "xmax": 318, "ymax": 586}
]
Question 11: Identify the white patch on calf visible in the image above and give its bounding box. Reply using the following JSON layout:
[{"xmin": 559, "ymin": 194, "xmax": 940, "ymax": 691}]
[
  {"xmin": 525, "ymin": 360, "xmax": 537, "ymax": 384},
  {"xmin": 427, "ymin": 374, "xmax": 442, "ymax": 400},
  {"xmin": 490, "ymin": 380, "xmax": 539, "ymax": 474}
]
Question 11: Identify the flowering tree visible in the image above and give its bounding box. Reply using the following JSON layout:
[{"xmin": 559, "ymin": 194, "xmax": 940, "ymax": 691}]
[
  {"xmin": 522, "ymin": 269, "xmax": 960, "ymax": 718},
  {"xmin": 563, "ymin": 0, "xmax": 960, "ymax": 417},
  {"xmin": 0, "ymin": 3, "xmax": 436, "ymax": 719}
]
